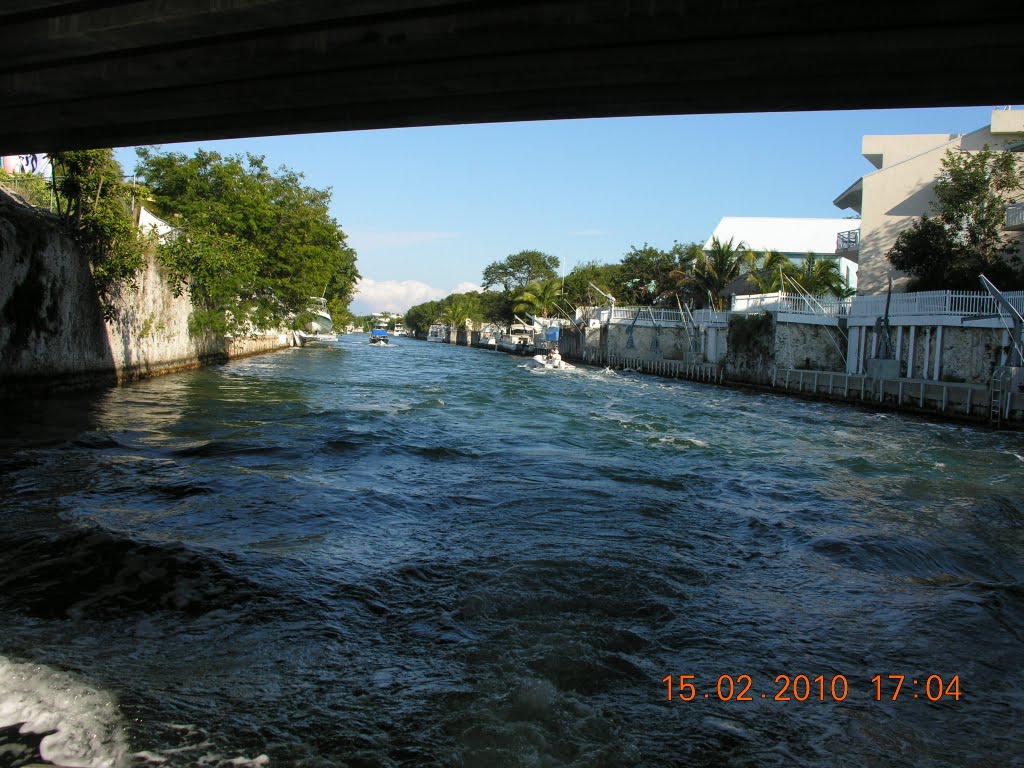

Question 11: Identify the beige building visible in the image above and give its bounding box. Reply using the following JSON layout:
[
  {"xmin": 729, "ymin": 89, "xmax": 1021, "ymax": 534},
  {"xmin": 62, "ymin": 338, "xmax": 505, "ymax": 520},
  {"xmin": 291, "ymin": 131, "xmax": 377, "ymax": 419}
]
[{"xmin": 833, "ymin": 110, "xmax": 1024, "ymax": 295}]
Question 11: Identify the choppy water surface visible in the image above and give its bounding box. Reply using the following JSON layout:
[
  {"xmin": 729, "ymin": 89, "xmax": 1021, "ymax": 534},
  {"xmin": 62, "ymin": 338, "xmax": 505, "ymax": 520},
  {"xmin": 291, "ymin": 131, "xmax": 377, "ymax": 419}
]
[{"xmin": 1, "ymin": 339, "xmax": 1022, "ymax": 767}]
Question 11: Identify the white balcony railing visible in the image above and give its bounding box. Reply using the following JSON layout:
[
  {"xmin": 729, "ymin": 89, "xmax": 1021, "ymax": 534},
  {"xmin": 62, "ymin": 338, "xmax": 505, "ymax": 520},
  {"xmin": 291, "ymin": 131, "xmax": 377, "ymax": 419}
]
[
  {"xmin": 849, "ymin": 290, "xmax": 1024, "ymax": 319},
  {"xmin": 1006, "ymin": 204, "xmax": 1024, "ymax": 230},
  {"xmin": 836, "ymin": 228, "xmax": 860, "ymax": 252}
]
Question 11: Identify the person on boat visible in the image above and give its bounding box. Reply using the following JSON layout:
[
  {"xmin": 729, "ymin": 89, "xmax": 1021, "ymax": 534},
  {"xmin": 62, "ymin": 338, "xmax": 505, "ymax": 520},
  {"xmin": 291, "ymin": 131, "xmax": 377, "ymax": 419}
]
[{"xmin": 547, "ymin": 347, "xmax": 561, "ymax": 367}]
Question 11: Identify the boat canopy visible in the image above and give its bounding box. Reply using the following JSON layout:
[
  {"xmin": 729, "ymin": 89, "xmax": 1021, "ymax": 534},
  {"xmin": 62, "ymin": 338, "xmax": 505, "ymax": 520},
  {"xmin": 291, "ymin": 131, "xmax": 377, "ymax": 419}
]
[{"xmin": 370, "ymin": 329, "xmax": 388, "ymax": 338}]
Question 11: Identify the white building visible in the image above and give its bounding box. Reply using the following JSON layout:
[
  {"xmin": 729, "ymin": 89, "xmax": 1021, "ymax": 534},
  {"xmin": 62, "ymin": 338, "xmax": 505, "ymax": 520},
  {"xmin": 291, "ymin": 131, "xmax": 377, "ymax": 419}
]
[{"xmin": 704, "ymin": 216, "xmax": 859, "ymax": 291}]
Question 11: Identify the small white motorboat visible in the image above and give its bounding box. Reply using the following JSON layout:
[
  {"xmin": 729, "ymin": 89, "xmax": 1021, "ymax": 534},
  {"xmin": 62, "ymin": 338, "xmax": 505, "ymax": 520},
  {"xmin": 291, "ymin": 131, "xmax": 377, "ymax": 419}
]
[{"xmin": 529, "ymin": 348, "xmax": 574, "ymax": 371}]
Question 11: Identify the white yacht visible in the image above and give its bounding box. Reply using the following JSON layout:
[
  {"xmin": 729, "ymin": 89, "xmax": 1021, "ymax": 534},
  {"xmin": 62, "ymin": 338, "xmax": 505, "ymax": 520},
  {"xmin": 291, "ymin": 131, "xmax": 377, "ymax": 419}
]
[
  {"xmin": 427, "ymin": 323, "xmax": 447, "ymax": 343},
  {"xmin": 294, "ymin": 297, "xmax": 334, "ymax": 346}
]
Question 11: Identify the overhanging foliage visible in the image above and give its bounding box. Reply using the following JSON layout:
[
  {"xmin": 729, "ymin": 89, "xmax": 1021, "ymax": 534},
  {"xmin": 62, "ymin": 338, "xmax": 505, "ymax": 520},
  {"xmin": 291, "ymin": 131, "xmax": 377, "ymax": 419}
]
[{"xmin": 135, "ymin": 148, "xmax": 359, "ymax": 336}]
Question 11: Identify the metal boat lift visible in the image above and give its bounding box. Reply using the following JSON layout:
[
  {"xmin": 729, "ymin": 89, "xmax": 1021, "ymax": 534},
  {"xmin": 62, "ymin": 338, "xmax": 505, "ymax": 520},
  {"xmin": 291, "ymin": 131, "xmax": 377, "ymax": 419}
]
[{"xmin": 964, "ymin": 275, "xmax": 1024, "ymax": 426}]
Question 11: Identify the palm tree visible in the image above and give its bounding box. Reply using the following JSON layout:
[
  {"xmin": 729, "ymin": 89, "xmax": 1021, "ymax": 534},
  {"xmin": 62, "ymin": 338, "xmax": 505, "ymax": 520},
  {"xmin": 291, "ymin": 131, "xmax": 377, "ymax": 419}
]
[
  {"xmin": 789, "ymin": 253, "xmax": 851, "ymax": 298},
  {"xmin": 441, "ymin": 294, "xmax": 476, "ymax": 330},
  {"xmin": 746, "ymin": 249, "xmax": 799, "ymax": 293},
  {"xmin": 664, "ymin": 242, "xmax": 705, "ymax": 305},
  {"xmin": 691, "ymin": 236, "xmax": 749, "ymax": 310},
  {"xmin": 513, "ymin": 279, "xmax": 563, "ymax": 318}
]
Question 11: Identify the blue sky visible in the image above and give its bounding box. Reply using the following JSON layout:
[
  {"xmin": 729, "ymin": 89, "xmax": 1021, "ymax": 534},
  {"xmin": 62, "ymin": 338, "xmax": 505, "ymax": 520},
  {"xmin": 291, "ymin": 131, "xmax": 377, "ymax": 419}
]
[{"xmin": 114, "ymin": 105, "xmax": 1004, "ymax": 314}]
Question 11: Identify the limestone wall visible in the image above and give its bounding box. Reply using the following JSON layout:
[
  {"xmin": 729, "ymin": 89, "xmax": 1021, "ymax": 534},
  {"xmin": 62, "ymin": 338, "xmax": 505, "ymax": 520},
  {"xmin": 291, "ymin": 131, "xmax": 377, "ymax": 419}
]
[
  {"xmin": 774, "ymin": 322, "xmax": 847, "ymax": 372},
  {"xmin": 0, "ymin": 190, "xmax": 287, "ymax": 396},
  {"xmin": 564, "ymin": 322, "xmax": 709, "ymax": 366},
  {"xmin": 855, "ymin": 323, "xmax": 1009, "ymax": 383},
  {"xmin": 605, "ymin": 324, "xmax": 696, "ymax": 362}
]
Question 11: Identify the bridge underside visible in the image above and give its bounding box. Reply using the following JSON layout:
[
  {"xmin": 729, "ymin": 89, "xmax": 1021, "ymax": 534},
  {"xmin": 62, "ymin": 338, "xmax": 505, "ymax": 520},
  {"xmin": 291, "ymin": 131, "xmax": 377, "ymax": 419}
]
[{"xmin": 1, "ymin": 1, "xmax": 1022, "ymax": 153}]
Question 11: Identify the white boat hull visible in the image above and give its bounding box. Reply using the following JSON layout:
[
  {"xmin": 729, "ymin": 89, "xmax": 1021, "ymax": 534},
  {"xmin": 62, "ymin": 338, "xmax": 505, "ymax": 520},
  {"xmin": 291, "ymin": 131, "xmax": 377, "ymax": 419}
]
[
  {"xmin": 294, "ymin": 330, "xmax": 336, "ymax": 346},
  {"xmin": 529, "ymin": 354, "xmax": 575, "ymax": 371}
]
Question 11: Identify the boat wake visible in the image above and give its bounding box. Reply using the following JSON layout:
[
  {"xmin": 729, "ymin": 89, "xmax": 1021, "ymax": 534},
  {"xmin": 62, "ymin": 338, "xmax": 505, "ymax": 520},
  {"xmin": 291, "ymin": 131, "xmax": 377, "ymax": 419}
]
[{"xmin": 0, "ymin": 654, "xmax": 129, "ymax": 768}]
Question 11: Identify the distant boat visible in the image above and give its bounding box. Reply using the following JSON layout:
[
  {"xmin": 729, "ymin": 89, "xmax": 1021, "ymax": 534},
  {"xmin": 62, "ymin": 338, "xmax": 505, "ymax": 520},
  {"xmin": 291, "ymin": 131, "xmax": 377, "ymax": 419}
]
[
  {"xmin": 427, "ymin": 323, "xmax": 447, "ymax": 343},
  {"xmin": 476, "ymin": 323, "xmax": 501, "ymax": 349},
  {"xmin": 370, "ymin": 318, "xmax": 390, "ymax": 345}
]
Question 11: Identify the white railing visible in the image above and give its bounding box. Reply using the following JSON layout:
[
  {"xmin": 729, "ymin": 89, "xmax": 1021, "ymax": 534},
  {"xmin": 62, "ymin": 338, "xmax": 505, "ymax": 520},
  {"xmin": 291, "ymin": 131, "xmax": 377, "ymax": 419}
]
[
  {"xmin": 609, "ymin": 306, "xmax": 685, "ymax": 323},
  {"xmin": 836, "ymin": 229, "xmax": 860, "ymax": 252},
  {"xmin": 576, "ymin": 305, "xmax": 731, "ymax": 327},
  {"xmin": 1006, "ymin": 204, "xmax": 1024, "ymax": 230},
  {"xmin": 849, "ymin": 290, "xmax": 1024, "ymax": 319},
  {"xmin": 731, "ymin": 291, "xmax": 852, "ymax": 317},
  {"xmin": 690, "ymin": 308, "xmax": 731, "ymax": 325}
]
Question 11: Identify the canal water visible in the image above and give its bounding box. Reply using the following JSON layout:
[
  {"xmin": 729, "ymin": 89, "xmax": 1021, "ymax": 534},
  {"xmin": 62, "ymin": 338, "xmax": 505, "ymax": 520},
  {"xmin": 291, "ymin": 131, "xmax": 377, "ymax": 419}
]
[{"xmin": 0, "ymin": 339, "xmax": 1021, "ymax": 768}]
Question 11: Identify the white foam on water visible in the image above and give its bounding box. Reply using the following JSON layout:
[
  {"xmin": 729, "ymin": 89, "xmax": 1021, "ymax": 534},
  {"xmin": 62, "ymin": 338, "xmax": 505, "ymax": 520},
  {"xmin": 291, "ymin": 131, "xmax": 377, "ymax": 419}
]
[
  {"xmin": 0, "ymin": 654, "xmax": 129, "ymax": 768},
  {"xmin": 650, "ymin": 434, "xmax": 709, "ymax": 449}
]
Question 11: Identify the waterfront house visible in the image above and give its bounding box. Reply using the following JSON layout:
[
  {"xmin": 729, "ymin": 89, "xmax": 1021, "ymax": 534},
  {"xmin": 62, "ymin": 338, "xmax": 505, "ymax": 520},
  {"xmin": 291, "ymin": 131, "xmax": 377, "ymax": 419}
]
[
  {"xmin": 704, "ymin": 216, "xmax": 860, "ymax": 294},
  {"xmin": 833, "ymin": 109, "xmax": 1024, "ymax": 295}
]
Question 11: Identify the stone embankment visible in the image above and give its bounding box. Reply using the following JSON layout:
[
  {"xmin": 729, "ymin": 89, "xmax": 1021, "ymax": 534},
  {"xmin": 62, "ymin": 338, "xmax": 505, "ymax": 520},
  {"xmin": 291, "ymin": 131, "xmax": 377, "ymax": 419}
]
[
  {"xmin": 0, "ymin": 188, "xmax": 289, "ymax": 397},
  {"xmin": 558, "ymin": 314, "xmax": 1024, "ymax": 428}
]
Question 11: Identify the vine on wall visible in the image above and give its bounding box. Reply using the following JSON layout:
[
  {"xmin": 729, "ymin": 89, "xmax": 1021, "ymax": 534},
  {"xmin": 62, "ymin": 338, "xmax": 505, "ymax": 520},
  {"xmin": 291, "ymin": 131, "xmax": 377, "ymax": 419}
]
[{"xmin": 725, "ymin": 312, "xmax": 775, "ymax": 377}]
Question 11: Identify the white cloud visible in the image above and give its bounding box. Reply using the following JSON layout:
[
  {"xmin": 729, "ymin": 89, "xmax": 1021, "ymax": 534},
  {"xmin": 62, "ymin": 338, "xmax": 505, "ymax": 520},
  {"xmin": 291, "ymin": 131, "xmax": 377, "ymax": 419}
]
[
  {"xmin": 569, "ymin": 229, "xmax": 609, "ymax": 237},
  {"xmin": 347, "ymin": 230, "xmax": 460, "ymax": 249},
  {"xmin": 351, "ymin": 278, "xmax": 489, "ymax": 314},
  {"xmin": 352, "ymin": 278, "xmax": 447, "ymax": 314}
]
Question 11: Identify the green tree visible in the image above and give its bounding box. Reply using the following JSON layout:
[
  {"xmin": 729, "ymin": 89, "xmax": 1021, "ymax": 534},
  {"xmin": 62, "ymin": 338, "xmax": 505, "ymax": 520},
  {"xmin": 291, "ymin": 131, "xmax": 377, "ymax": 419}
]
[
  {"xmin": 478, "ymin": 289, "xmax": 516, "ymax": 324},
  {"xmin": 691, "ymin": 236, "xmax": 749, "ymax": 310},
  {"xmin": 744, "ymin": 249, "xmax": 798, "ymax": 293},
  {"xmin": 441, "ymin": 293, "xmax": 479, "ymax": 331},
  {"xmin": 887, "ymin": 145, "xmax": 1024, "ymax": 290},
  {"xmin": 610, "ymin": 244, "xmax": 674, "ymax": 305},
  {"xmin": 481, "ymin": 250, "xmax": 559, "ymax": 292},
  {"xmin": 404, "ymin": 299, "xmax": 444, "ymax": 336},
  {"xmin": 513, "ymin": 279, "xmax": 563, "ymax": 318},
  {"xmin": 133, "ymin": 148, "xmax": 359, "ymax": 335},
  {"xmin": 664, "ymin": 242, "xmax": 707, "ymax": 305},
  {"xmin": 0, "ymin": 167, "xmax": 53, "ymax": 209},
  {"xmin": 561, "ymin": 260, "xmax": 619, "ymax": 307},
  {"xmin": 789, "ymin": 253, "xmax": 851, "ymax": 298},
  {"xmin": 48, "ymin": 149, "xmax": 149, "ymax": 318}
]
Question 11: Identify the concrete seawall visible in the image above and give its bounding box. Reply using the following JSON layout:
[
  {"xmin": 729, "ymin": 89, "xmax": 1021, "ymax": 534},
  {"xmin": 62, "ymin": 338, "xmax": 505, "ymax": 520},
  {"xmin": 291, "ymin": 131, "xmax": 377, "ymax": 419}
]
[
  {"xmin": 557, "ymin": 318, "xmax": 1023, "ymax": 428},
  {"xmin": 0, "ymin": 189, "xmax": 289, "ymax": 397}
]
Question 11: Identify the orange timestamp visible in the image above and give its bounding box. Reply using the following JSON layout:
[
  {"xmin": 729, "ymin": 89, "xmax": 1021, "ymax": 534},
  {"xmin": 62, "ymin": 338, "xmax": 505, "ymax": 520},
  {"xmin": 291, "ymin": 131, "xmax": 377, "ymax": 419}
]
[{"xmin": 663, "ymin": 674, "xmax": 962, "ymax": 702}]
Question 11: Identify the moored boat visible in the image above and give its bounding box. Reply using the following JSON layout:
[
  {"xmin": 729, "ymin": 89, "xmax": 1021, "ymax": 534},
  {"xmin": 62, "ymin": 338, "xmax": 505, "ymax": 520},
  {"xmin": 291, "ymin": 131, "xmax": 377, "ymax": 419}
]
[
  {"xmin": 294, "ymin": 296, "xmax": 334, "ymax": 346},
  {"xmin": 497, "ymin": 322, "xmax": 535, "ymax": 354}
]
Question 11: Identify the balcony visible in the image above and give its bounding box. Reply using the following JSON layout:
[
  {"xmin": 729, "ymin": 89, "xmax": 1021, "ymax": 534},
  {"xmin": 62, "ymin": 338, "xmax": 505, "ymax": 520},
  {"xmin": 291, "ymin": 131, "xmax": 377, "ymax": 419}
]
[
  {"xmin": 1006, "ymin": 203, "xmax": 1024, "ymax": 231},
  {"xmin": 836, "ymin": 228, "xmax": 860, "ymax": 252}
]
